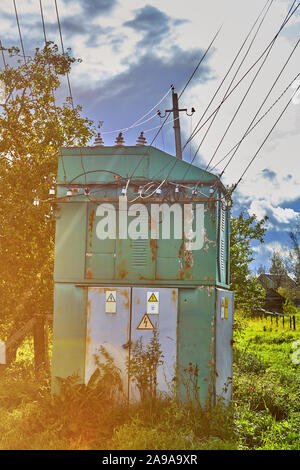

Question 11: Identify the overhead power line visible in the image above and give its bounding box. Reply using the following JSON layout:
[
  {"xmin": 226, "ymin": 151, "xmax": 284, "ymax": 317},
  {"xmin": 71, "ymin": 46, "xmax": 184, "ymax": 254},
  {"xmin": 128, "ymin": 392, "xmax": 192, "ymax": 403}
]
[
  {"xmin": 0, "ymin": 40, "xmax": 7, "ymax": 69},
  {"xmin": 179, "ymin": 24, "xmax": 223, "ymax": 100},
  {"xmin": 183, "ymin": 0, "xmax": 272, "ymax": 151},
  {"xmin": 13, "ymin": 0, "xmax": 26, "ymax": 64},
  {"xmin": 39, "ymin": 0, "xmax": 47, "ymax": 45},
  {"xmin": 218, "ymin": 37, "xmax": 300, "ymax": 176},
  {"xmin": 205, "ymin": 0, "xmax": 289, "ymax": 171},
  {"xmin": 186, "ymin": 0, "xmax": 299, "ymax": 150},
  {"xmin": 210, "ymin": 72, "xmax": 300, "ymax": 172},
  {"xmin": 102, "ymin": 113, "xmax": 159, "ymax": 135},
  {"xmin": 172, "ymin": 0, "xmax": 300, "ymax": 182},
  {"xmin": 202, "ymin": 0, "xmax": 274, "ymax": 170},
  {"xmin": 101, "ymin": 86, "xmax": 172, "ymax": 135},
  {"xmin": 200, "ymin": 1, "xmax": 275, "ymax": 172},
  {"xmin": 232, "ymin": 80, "xmax": 300, "ymax": 192},
  {"xmin": 129, "ymin": 26, "xmax": 221, "ymax": 180},
  {"xmin": 54, "ymin": 0, "xmax": 74, "ymax": 109}
]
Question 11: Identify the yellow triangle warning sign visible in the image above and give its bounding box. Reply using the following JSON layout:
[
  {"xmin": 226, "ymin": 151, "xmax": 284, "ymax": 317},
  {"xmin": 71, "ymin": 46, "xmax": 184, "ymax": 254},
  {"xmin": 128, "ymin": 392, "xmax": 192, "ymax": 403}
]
[
  {"xmin": 137, "ymin": 314, "xmax": 155, "ymax": 330},
  {"xmin": 148, "ymin": 293, "xmax": 158, "ymax": 302},
  {"xmin": 106, "ymin": 293, "xmax": 116, "ymax": 302}
]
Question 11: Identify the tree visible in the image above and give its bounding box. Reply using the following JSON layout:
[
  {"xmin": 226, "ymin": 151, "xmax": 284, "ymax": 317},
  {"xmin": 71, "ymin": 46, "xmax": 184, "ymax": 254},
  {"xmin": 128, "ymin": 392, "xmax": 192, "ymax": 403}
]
[
  {"xmin": 230, "ymin": 212, "xmax": 268, "ymax": 314},
  {"xmin": 257, "ymin": 264, "xmax": 266, "ymax": 275},
  {"xmin": 288, "ymin": 214, "xmax": 300, "ymax": 287},
  {"xmin": 0, "ymin": 43, "xmax": 94, "ymax": 334},
  {"xmin": 269, "ymin": 251, "xmax": 288, "ymax": 290}
]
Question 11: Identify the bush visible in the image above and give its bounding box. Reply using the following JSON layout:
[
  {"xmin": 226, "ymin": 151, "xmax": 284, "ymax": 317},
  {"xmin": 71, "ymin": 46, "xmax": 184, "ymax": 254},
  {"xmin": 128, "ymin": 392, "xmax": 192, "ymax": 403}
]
[
  {"xmin": 111, "ymin": 398, "xmax": 236, "ymax": 450},
  {"xmin": 234, "ymin": 348, "xmax": 268, "ymax": 374}
]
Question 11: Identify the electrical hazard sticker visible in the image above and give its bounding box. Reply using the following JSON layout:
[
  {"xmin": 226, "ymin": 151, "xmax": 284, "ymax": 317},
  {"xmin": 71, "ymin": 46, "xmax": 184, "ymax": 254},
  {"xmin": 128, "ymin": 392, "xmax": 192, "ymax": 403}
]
[
  {"xmin": 105, "ymin": 291, "xmax": 116, "ymax": 313},
  {"xmin": 225, "ymin": 297, "xmax": 229, "ymax": 319},
  {"xmin": 137, "ymin": 314, "xmax": 155, "ymax": 330},
  {"xmin": 221, "ymin": 298, "xmax": 225, "ymax": 319},
  {"xmin": 221, "ymin": 297, "xmax": 229, "ymax": 319},
  {"xmin": 147, "ymin": 291, "xmax": 159, "ymax": 314}
]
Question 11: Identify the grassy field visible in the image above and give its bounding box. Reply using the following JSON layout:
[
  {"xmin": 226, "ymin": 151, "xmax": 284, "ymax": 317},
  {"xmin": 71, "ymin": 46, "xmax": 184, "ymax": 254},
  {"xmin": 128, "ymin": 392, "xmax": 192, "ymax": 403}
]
[{"xmin": 0, "ymin": 311, "xmax": 299, "ymax": 450}]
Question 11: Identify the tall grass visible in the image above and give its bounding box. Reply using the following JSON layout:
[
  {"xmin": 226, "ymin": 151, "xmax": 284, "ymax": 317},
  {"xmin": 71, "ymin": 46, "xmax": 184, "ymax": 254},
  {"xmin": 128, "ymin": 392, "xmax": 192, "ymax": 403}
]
[{"xmin": 0, "ymin": 312, "xmax": 299, "ymax": 450}]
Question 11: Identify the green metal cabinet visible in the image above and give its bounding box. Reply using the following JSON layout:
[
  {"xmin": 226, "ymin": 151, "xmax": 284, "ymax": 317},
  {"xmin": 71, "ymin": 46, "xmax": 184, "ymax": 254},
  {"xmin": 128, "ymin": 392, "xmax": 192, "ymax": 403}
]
[{"xmin": 51, "ymin": 146, "xmax": 234, "ymax": 404}]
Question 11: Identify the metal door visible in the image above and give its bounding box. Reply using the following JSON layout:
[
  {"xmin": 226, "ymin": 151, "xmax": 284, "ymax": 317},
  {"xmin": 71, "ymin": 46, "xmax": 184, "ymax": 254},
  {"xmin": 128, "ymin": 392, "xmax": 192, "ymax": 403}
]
[
  {"xmin": 131, "ymin": 287, "xmax": 178, "ymax": 399},
  {"xmin": 85, "ymin": 286, "xmax": 178, "ymax": 401},
  {"xmin": 215, "ymin": 289, "xmax": 234, "ymax": 402},
  {"xmin": 84, "ymin": 286, "xmax": 131, "ymax": 398}
]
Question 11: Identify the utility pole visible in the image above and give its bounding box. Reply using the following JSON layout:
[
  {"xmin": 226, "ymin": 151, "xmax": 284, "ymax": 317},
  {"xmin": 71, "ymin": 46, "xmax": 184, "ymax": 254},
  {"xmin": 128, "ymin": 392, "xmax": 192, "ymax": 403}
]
[{"xmin": 159, "ymin": 85, "xmax": 195, "ymax": 160}]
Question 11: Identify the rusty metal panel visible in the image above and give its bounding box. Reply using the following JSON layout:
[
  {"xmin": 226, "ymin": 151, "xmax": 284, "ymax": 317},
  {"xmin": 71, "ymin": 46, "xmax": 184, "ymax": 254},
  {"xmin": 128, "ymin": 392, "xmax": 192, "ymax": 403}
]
[
  {"xmin": 85, "ymin": 202, "xmax": 116, "ymax": 280},
  {"xmin": 215, "ymin": 289, "xmax": 234, "ymax": 402},
  {"xmin": 51, "ymin": 284, "xmax": 87, "ymax": 393},
  {"xmin": 84, "ymin": 287, "xmax": 131, "ymax": 396},
  {"xmin": 85, "ymin": 253, "xmax": 115, "ymax": 280},
  {"xmin": 51, "ymin": 146, "xmax": 232, "ymax": 408},
  {"xmin": 130, "ymin": 287, "xmax": 178, "ymax": 399},
  {"xmin": 177, "ymin": 286, "xmax": 216, "ymax": 405},
  {"xmin": 54, "ymin": 202, "xmax": 87, "ymax": 281},
  {"xmin": 54, "ymin": 147, "xmax": 230, "ymax": 287},
  {"xmin": 116, "ymin": 205, "xmax": 155, "ymax": 281}
]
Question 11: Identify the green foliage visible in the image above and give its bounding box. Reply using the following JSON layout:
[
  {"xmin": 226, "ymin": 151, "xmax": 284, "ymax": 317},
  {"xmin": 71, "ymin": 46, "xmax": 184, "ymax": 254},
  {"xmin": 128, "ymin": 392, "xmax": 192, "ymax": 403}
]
[
  {"xmin": 232, "ymin": 312, "xmax": 300, "ymax": 449},
  {"xmin": 282, "ymin": 298, "xmax": 298, "ymax": 317},
  {"xmin": 230, "ymin": 212, "xmax": 267, "ymax": 314},
  {"xmin": 92, "ymin": 345, "xmax": 124, "ymax": 401},
  {"xmin": 0, "ymin": 348, "xmax": 128, "ymax": 449},
  {"xmin": 288, "ymin": 214, "xmax": 300, "ymax": 287},
  {"xmin": 0, "ymin": 312, "xmax": 299, "ymax": 450},
  {"xmin": 234, "ymin": 406, "xmax": 300, "ymax": 450},
  {"xmin": 110, "ymin": 398, "xmax": 236, "ymax": 450},
  {"xmin": 270, "ymin": 251, "xmax": 287, "ymax": 278},
  {"xmin": 0, "ymin": 43, "xmax": 95, "ymax": 333},
  {"xmin": 269, "ymin": 251, "xmax": 289, "ymax": 291},
  {"xmin": 234, "ymin": 348, "xmax": 268, "ymax": 374},
  {"xmin": 128, "ymin": 331, "xmax": 164, "ymax": 401}
]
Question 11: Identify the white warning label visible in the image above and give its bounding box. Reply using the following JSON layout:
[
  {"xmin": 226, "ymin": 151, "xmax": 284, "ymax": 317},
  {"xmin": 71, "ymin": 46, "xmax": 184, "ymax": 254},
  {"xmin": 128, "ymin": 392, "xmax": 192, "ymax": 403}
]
[
  {"xmin": 105, "ymin": 290, "xmax": 116, "ymax": 313},
  {"xmin": 147, "ymin": 291, "xmax": 159, "ymax": 314}
]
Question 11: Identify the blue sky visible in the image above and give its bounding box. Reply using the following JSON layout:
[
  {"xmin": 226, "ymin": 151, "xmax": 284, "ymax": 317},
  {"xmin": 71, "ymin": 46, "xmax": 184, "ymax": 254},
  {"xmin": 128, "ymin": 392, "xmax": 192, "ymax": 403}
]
[{"xmin": 0, "ymin": 0, "xmax": 299, "ymax": 272}]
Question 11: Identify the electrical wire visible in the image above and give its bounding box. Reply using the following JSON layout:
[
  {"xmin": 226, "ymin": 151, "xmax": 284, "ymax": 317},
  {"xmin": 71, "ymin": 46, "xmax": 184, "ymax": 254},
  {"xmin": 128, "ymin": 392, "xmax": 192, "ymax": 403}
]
[
  {"xmin": 39, "ymin": 0, "xmax": 47, "ymax": 45},
  {"xmin": 54, "ymin": 0, "xmax": 89, "ymax": 186},
  {"xmin": 218, "ymin": 38, "xmax": 300, "ymax": 175},
  {"xmin": 0, "ymin": 40, "xmax": 7, "ymax": 70},
  {"xmin": 101, "ymin": 112, "xmax": 158, "ymax": 135},
  {"xmin": 101, "ymin": 86, "xmax": 172, "ymax": 135},
  {"xmin": 13, "ymin": 0, "xmax": 26, "ymax": 64},
  {"xmin": 205, "ymin": 0, "xmax": 288, "ymax": 171},
  {"xmin": 38, "ymin": 0, "xmax": 68, "ymax": 183},
  {"xmin": 167, "ymin": 0, "xmax": 300, "ymax": 183},
  {"xmin": 232, "ymin": 80, "xmax": 300, "ymax": 192},
  {"xmin": 54, "ymin": 0, "xmax": 74, "ymax": 109},
  {"xmin": 209, "ymin": 72, "xmax": 300, "ymax": 172},
  {"xmin": 179, "ymin": 24, "xmax": 223, "ymax": 99},
  {"xmin": 183, "ymin": 0, "xmax": 272, "ymax": 151},
  {"xmin": 184, "ymin": 0, "xmax": 298, "ymax": 151},
  {"xmin": 195, "ymin": 0, "xmax": 275, "ymax": 170},
  {"xmin": 128, "ymin": 26, "xmax": 221, "ymax": 182},
  {"xmin": 143, "ymin": 116, "xmax": 179, "ymax": 133}
]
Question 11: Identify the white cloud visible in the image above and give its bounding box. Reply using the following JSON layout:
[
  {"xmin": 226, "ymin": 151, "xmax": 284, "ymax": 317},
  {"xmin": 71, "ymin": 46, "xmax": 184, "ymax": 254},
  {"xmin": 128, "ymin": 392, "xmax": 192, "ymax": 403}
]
[
  {"xmin": 253, "ymin": 240, "xmax": 291, "ymax": 261},
  {"xmin": 249, "ymin": 200, "xmax": 299, "ymax": 225},
  {"xmin": 0, "ymin": 0, "xmax": 299, "ymax": 241}
]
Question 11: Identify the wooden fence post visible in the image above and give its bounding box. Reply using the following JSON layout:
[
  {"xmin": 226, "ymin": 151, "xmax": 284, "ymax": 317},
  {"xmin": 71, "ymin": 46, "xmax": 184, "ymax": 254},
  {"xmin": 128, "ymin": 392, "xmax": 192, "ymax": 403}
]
[{"xmin": 293, "ymin": 315, "xmax": 296, "ymax": 331}]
